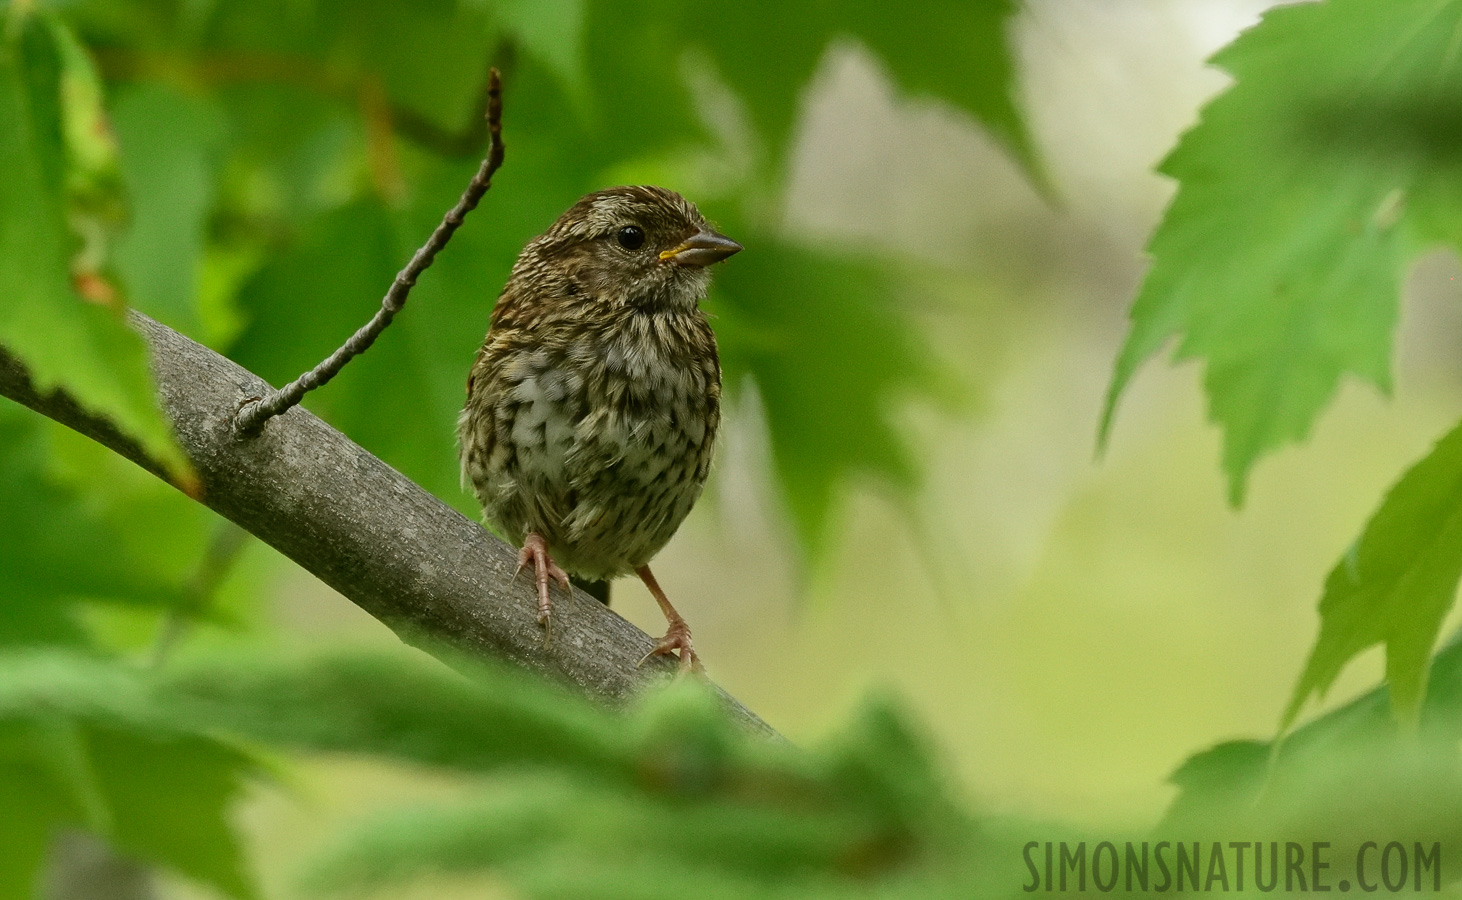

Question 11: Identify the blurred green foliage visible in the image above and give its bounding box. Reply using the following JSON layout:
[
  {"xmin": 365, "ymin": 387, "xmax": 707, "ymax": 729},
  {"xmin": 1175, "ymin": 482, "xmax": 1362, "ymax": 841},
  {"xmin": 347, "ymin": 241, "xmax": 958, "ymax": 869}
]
[
  {"xmin": 1103, "ymin": 0, "xmax": 1462, "ymax": 731},
  {"xmin": 1164, "ymin": 631, "xmax": 1462, "ymax": 878},
  {"xmin": 0, "ymin": 13, "xmax": 186, "ymax": 477},
  {"xmin": 0, "ymin": 647, "xmax": 1006, "ymax": 899},
  {"xmin": 0, "ymin": 0, "xmax": 1031, "ymax": 894},
  {"xmin": 5, "ymin": 0, "xmax": 1028, "ymax": 550},
  {"xmin": 8, "ymin": 0, "xmax": 1462, "ymax": 896},
  {"xmin": 1283, "ymin": 419, "xmax": 1462, "ymax": 730}
]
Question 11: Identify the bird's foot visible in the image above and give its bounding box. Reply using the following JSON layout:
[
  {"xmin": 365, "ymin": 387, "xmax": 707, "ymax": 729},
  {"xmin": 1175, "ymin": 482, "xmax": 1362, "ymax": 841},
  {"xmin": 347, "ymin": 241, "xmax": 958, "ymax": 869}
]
[
  {"xmin": 637, "ymin": 617, "xmax": 702, "ymax": 675},
  {"xmin": 514, "ymin": 533, "xmax": 570, "ymax": 644}
]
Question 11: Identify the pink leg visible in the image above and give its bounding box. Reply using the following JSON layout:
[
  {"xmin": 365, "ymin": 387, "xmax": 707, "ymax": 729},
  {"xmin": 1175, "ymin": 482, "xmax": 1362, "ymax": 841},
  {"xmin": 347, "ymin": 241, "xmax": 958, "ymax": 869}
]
[
  {"xmin": 515, "ymin": 533, "xmax": 570, "ymax": 643},
  {"xmin": 634, "ymin": 565, "xmax": 701, "ymax": 674}
]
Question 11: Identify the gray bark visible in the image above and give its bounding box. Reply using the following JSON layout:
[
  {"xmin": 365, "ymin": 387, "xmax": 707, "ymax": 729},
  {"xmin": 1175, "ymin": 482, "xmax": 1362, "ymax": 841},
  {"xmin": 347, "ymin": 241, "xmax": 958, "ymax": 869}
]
[{"xmin": 0, "ymin": 313, "xmax": 776, "ymax": 738}]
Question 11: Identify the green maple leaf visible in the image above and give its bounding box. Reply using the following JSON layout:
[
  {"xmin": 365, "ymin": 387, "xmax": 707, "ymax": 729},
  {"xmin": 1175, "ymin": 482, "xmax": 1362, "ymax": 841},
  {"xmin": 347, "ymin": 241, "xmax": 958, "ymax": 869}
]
[
  {"xmin": 0, "ymin": 13, "xmax": 187, "ymax": 479},
  {"xmin": 1102, "ymin": 0, "xmax": 1462, "ymax": 503},
  {"xmin": 1285, "ymin": 418, "xmax": 1462, "ymax": 728}
]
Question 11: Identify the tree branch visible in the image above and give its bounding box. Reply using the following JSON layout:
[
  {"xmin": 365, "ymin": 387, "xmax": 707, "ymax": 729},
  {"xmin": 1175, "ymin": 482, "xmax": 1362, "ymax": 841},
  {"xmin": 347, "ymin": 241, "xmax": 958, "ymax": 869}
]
[
  {"xmin": 0, "ymin": 314, "xmax": 777, "ymax": 739},
  {"xmin": 234, "ymin": 66, "xmax": 505, "ymax": 435}
]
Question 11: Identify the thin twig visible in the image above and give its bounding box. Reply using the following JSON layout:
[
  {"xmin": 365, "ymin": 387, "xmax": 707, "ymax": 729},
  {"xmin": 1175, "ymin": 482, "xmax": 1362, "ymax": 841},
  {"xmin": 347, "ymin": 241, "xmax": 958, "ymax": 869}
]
[{"xmin": 234, "ymin": 67, "xmax": 505, "ymax": 436}]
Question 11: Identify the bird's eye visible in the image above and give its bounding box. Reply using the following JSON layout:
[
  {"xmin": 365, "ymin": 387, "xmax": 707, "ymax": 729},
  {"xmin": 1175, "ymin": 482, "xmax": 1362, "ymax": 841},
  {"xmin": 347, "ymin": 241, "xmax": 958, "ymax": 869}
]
[{"xmin": 615, "ymin": 225, "xmax": 645, "ymax": 251}]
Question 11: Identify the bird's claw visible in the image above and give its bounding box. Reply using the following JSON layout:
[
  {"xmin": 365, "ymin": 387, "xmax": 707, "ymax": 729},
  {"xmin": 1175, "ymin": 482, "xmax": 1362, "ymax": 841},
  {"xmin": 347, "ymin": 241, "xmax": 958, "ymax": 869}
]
[
  {"xmin": 517, "ymin": 535, "xmax": 569, "ymax": 647},
  {"xmin": 637, "ymin": 619, "xmax": 702, "ymax": 676}
]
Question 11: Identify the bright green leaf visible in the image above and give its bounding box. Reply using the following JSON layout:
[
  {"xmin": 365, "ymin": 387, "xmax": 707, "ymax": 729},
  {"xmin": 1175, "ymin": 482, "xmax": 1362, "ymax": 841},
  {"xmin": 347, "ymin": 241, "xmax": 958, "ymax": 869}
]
[
  {"xmin": 1161, "ymin": 632, "xmax": 1462, "ymax": 847},
  {"xmin": 1283, "ymin": 418, "xmax": 1462, "ymax": 729},
  {"xmin": 50, "ymin": 11, "xmax": 119, "ymax": 198},
  {"xmin": 1102, "ymin": 0, "xmax": 1462, "ymax": 503},
  {"xmin": 0, "ymin": 13, "xmax": 188, "ymax": 479}
]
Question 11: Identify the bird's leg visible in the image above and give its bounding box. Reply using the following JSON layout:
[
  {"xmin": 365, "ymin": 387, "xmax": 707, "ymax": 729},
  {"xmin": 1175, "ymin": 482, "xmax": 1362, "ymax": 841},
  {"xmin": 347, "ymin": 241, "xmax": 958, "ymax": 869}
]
[
  {"xmin": 514, "ymin": 532, "xmax": 570, "ymax": 643},
  {"xmin": 634, "ymin": 565, "xmax": 701, "ymax": 674}
]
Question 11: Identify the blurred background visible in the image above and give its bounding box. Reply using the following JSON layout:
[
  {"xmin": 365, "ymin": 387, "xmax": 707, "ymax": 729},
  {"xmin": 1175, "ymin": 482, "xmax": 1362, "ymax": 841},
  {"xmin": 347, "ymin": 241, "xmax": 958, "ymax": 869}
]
[
  {"xmin": 227, "ymin": 0, "xmax": 1462, "ymax": 860},
  {"xmin": 8, "ymin": 0, "xmax": 1462, "ymax": 896}
]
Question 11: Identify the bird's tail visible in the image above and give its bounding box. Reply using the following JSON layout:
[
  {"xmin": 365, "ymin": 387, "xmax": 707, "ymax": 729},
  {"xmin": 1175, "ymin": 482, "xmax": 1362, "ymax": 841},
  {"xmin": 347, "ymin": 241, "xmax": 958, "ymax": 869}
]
[{"xmin": 571, "ymin": 575, "xmax": 611, "ymax": 606}]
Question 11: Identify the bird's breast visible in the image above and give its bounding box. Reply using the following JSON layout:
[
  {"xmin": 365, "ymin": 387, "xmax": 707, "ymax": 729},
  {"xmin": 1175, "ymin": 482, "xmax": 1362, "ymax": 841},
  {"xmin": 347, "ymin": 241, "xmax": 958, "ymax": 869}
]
[
  {"xmin": 504, "ymin": 355, "xmax": 582, "ymax": 486},
  {"xmin": 500, "ymin": 312, "xmax": 717, "ymax": 484},
  {"xmin": 579, "ymin": 315, "xmax": 716, "ymax": 450},
  {"xmin": 463, "ymin": 307, "xmax": 721, "ymax": 576}
]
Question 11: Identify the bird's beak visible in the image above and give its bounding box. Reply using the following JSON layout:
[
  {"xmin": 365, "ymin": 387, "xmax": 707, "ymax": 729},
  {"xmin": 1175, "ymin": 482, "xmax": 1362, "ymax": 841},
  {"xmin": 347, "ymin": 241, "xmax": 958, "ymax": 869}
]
[{"xmin": 659, "ymin": 230, "xmax": 743, "ymax": 267}]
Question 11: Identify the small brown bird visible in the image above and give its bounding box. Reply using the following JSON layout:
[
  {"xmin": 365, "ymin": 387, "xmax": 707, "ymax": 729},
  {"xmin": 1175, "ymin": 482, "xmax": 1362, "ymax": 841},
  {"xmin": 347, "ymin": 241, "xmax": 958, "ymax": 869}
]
[{"xmin": 459, "ymin": 186, "xmax": 741, "ymax": 671}]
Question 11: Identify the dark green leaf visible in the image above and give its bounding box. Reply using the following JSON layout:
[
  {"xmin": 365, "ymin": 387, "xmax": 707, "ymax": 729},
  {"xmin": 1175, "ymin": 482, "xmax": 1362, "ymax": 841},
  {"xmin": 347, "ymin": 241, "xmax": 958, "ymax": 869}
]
[
  {"xmin": 1159, "ymin": 739, "xmax": 1270, "ymax": 833},
  {"xmin": 851, "ymin": 0, "xmax": 1033, "ymax": 178},
  {"xmin": 713, "ymin": 239, "xmax": 956, "ymax": 557},
  {"xmin": 688, "ymin": 0, "xmax": 1033, "ymax": 178},
  {"xmin": 85, "ymin": 726, "xmax": 256, "ymax": 900},
  {"xmin": 0, "ymin": 721, "xmax": 92, "ymax": 900},
  {"xmin": 573, "ymin": 0, "xmax": 707, "ymax": 164},
  {"xmin": 818, "ymin": 694, "xmax": 955, "ymax": 833}
]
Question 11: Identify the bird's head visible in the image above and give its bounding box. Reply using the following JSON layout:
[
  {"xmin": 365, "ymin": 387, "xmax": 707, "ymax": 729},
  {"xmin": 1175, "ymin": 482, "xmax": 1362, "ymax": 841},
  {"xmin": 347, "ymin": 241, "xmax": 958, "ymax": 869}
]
[{"xmin": 524, "ymin": 186, "xmax": 741, "ymax": 314}]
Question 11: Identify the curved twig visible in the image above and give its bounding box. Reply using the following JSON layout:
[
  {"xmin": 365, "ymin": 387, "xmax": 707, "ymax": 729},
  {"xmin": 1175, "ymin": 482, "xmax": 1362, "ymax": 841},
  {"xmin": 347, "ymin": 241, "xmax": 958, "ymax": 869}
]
[{"xmin": 234, "ymin": 67, "xmax": 506, "ymax": 435}]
